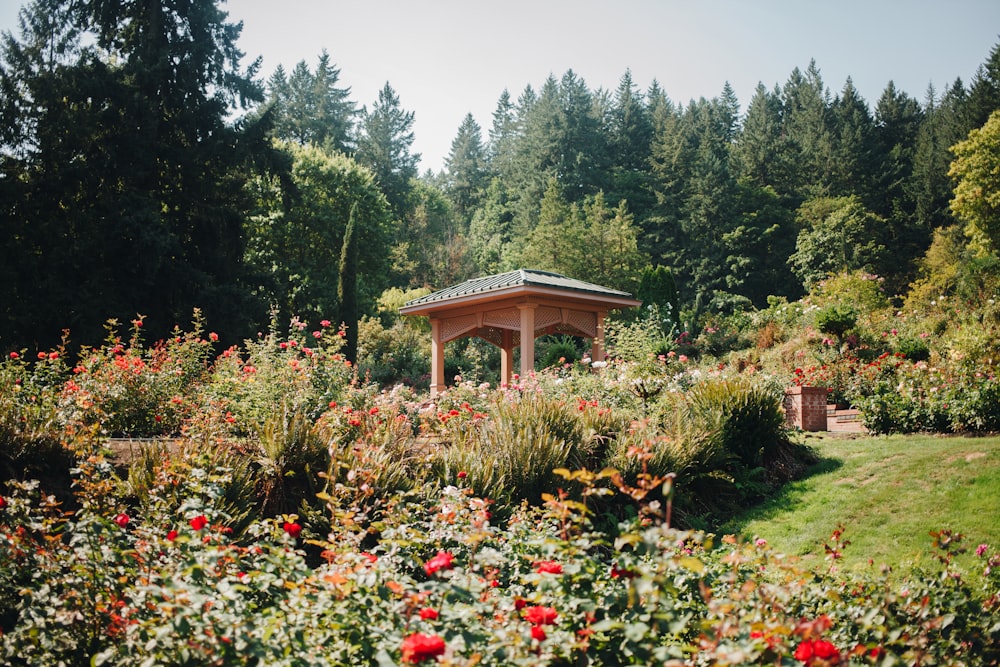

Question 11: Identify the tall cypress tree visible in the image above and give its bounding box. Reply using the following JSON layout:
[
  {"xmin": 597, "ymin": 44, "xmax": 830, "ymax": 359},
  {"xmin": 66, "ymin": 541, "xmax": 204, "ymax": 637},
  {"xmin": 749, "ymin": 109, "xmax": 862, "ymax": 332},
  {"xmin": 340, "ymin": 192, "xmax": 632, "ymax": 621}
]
[{"xmin": 338, "ymin": 203, "xmax": 359, "ymax": 363}]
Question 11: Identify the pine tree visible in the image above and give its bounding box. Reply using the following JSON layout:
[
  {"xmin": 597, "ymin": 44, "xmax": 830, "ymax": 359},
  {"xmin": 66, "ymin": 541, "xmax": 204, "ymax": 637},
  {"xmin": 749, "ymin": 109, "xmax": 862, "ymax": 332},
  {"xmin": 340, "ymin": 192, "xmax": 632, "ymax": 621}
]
[
  {"xmin": 443, "ymin": 113, "xmax": 487, "ymax": 222},
  {"xmin": 355, "ymin": 82, "xmax": 420, "ymax": 220},
  {"xmin": 265, "ymin": 50, "xmax": 356, "ymax": 152}
]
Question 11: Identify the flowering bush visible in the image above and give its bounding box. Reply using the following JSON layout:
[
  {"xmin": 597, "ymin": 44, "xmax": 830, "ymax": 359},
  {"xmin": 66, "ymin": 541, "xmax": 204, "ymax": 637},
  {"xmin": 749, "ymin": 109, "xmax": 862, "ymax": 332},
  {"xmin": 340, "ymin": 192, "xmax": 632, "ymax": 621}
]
[{"xmin": 1, "ymin": 457, "xmax": 998, "ymax": 665}]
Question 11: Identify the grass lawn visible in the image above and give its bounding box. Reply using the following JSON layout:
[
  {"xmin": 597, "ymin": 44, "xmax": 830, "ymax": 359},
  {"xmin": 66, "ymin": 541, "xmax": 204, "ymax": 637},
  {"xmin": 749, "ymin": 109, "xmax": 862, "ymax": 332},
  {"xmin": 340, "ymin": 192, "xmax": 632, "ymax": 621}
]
[{"xmin": 720, "ymin": 432, "xmax": 1000, "ymax": 574}]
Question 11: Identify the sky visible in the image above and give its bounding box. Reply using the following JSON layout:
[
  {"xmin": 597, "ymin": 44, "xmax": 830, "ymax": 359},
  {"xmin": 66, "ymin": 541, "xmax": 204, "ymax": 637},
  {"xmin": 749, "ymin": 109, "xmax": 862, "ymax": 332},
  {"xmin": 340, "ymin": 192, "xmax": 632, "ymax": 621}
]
[{"xmin": 2, "ymin": 1, "xmax": 1000, "ymax": 173}]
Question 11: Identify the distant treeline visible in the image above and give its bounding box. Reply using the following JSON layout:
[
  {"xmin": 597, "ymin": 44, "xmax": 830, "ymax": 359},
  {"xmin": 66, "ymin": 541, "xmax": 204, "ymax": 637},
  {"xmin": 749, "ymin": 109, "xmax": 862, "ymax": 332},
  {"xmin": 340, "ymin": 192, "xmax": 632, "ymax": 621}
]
[{"xmin": 2, "ymin": 0, "xmax": 999, "ymax": 350}]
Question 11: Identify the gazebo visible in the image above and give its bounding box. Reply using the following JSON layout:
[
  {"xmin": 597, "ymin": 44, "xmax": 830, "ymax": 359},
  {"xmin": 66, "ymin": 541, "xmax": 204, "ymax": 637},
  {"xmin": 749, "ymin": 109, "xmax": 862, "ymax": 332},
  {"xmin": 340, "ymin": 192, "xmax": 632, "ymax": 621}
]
[{"xmin": 399, "ymin": 269, "xmax": 642, "ymax": 394}]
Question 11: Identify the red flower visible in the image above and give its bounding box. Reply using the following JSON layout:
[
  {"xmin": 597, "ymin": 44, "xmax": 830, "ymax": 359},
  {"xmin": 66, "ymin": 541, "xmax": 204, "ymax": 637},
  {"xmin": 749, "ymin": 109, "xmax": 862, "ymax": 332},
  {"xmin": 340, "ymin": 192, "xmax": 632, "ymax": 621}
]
[
  {"xmin": 189, "ymin": 515, "xmax": 208, "ymax": 531},
  {"xmin": 400, "ymin": 632, "xmax": 445, "ymax": 663},
  {"xmin": 113, "ymin": 513, "xmax": 130, "ymax": 528},
  {"xmin": 523, "ymin": 605, "xmax": 558, "ymax": 626},
  {"xmin": 0, "ymin": 495, "xmax": 6, "ymax": 509},
  {"xmin": 530, "ymin": 625, "xmax": 547, "ymax": 641},
  {"xmin": 418, "ymin": 607, "xmax": 439, "ymax": 620},
  {"xmin": 457, "ymin": 471, "xmax": 467, "ymax": 479},
  {"xmin": 794, "ymin": 639, "xmax": 841, "ymax": 665},
  {"xmin": 424, "ymin": 550, "xmax": 455, "ymax": 575},
  {"xmin": 166, "ymin": 529, "xmax": 178, "ymax": 541},
  {"xmin": 534, "ymin": 560, "xmax": 563, "ymax": 574},
  {"xmin": 8, "ymin": 352, "xmax": 17, "ymax": 359},
  {"xmin": 283, "ymin": 521, "xmax": 303, "ymax": 538},
  {"xmin": 320, "ymin": 319, "xmax": 331, "ymax": 328},
  {"xmin": 513, "ymin": 597, "xmax": 528, "ymax": 611},
  {"xmin": 209, "ymin": 332, "xmax": 219, "ymax": 342}
]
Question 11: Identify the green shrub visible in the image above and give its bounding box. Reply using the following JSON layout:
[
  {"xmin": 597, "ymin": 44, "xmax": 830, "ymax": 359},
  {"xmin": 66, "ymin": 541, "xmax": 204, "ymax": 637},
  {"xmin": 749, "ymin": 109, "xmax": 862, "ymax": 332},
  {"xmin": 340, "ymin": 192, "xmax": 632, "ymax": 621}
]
[{"xmin": 814, "ymin": 304, "xmax": 858, "ymax": 340}]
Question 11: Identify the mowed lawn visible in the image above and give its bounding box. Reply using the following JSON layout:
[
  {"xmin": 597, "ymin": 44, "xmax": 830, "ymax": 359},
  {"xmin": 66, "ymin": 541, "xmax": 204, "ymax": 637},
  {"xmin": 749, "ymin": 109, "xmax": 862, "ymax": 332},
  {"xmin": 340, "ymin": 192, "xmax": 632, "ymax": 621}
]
[{"xmin": 721, "ymin": 432, "xmax": 1000, "ymax": 573}]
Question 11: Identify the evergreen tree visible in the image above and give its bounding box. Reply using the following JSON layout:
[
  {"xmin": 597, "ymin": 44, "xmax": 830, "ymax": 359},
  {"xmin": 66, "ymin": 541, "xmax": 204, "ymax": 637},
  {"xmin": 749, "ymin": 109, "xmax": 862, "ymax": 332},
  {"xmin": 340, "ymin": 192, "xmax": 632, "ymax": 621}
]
[
  {"xmin": 606, "ymin": 69, "xmax": 655, "ymax": 218},
  {"xmin": 338, "ymin": 204, "xmax": 359, "ymax": 362},
  {"xmin": 467, "ymin": 178, "xmax": 516, "ymax": 274},
  {"xmin": 780, "ymin": 61, "xmax": 835, "ymax": 202},
  {"xmin": 911, "ymin": 82, "xmax": 967, "ymax": 233},
  {"xmin": 734, "ymin": 83, "xmax": 788, "ymax": 190},
  {"xmin": 0, "ymin": 0, "xmax": 271, "ymax": 348},
  {"xmin": 964, "ymin": 40, "xmax": 1000, "ymax": 130},
  {"xmin": 829, "ymin": 78, "xmax": 876, "ymax": 200},
  {"xmin": 486, "ymin": 88, "xmax": 518, "ymax": 180},
  {"xmin": 355, "ymin": 82, "xmax": 420, "ymax": 220},
  {"xmin": 443, "ymin": 113, "xmax": 487, "ymax": 222},
  {"xmin": 265, "ymin": 50, "xmax": 356, "ymax": 152}
]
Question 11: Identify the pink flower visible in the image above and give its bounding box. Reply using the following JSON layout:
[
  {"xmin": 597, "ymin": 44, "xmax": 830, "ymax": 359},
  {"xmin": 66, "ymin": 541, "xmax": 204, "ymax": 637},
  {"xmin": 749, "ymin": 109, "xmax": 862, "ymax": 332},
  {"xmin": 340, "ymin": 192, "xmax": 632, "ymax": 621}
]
[
  {"xmin": 209, "ymin": 332, "xmax": 219, "ymax": 342},
  {"xmin": 320, "ymin": 319, "xmax": 331, "ymax": 328},
  {"xmin": 283, "ymin": 521, "xmax": 303, "ymax": 538},
  {"xmin": 400, "ymin": 632, "xmax": 445, "ymax": 663},
  {"xmin": 189, "ymin": 515, "xmax": 208, "ymax": 531},
  {"xmin": 678, "ymin": 354, "xmax": 688, "ymax": 363},
  {"xmin": 534, "ymin": 560, "xmax": 563, "ymax": 575},
  {"xmin": 418, "ymin": 607, "xmax": 439, "ymax": 620},
  {"xmin": 977, "ymin": 543, "xmax": 989, "ymax": 557},
  {"xmin": 113, "ymin": 513, "xmax": 130, "ymax": 528},
  {"xmin": 522, "ymin": 605, "xmax": 558, "ymax": 626},
  {"xmin": 423, "ymin": 550, "xmax": 455, "ymax": 576}
]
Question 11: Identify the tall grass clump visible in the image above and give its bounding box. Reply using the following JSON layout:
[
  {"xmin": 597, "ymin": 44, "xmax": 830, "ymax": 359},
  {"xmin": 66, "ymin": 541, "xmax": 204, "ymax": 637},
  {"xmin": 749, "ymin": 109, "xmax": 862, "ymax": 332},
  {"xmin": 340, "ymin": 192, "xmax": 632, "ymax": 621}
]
[{"xmin": 434, "ymin": 392, "xmax": 586, "ymax": 508}]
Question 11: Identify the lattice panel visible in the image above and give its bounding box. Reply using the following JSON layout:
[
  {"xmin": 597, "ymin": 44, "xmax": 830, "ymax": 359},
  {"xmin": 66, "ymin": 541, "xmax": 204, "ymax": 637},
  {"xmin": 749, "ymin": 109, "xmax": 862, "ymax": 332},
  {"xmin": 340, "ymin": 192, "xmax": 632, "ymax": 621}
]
[
  {"xmin": 483, "ymin": 308, "xmax": 521, "ymax": 330},
  {"xmin": 567, "ymin": 310, "xmax": 597, "ymax": 337},
  {"xmin": 441, "ymin": 314, "xmax": 478, "ymax": 342},
  {"xmin": 533, "ymin": 307, "xmax": 562, "ymax": 332},
  {"xmin": 474, "ymin": 327, "xmax": 503, "ymax": 347}
]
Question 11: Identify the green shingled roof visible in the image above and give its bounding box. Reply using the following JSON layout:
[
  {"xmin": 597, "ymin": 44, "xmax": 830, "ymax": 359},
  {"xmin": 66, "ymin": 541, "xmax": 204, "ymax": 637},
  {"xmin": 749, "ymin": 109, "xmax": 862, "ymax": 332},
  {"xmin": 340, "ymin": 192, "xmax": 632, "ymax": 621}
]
[{"xmin": 402, "ymin": 269, "xmax": 635, "ymax": 309}]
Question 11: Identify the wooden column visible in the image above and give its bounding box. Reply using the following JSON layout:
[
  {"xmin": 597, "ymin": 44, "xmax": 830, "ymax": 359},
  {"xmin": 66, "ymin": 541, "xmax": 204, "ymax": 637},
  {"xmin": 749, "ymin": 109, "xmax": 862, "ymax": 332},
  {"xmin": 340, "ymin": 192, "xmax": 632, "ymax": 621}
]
[
  {"xmin": 500, "ymin": 329, "xmax": 514, "ymax": 387},
  {"xmin": 430, "ymin": 318, "xmax": 446, "ymax": 395},
  {"xmin": 592, "ymin": 310, "xmax": 608, "ymax": 362},
  {"xmin": 517, "ymin": 303, "xmax": 537, "ymax": 379}
]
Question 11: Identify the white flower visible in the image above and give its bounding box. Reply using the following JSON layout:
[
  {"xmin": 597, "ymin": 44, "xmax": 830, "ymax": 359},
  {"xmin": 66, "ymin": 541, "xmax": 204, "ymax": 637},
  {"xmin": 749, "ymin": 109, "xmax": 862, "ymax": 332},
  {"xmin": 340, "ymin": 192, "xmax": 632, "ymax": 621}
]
[{"xmin": 591, "ymin": 360, "xmax": 607, "ymax": 369}]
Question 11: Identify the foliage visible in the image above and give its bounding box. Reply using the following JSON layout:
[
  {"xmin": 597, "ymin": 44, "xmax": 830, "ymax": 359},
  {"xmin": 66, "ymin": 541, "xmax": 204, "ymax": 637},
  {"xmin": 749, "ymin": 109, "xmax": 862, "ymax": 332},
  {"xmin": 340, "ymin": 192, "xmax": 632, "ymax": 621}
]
[
  {"xmin": 949, "ymin": 109, "xmax": 1000, "ymax": 253},
  {"xmin": 1, "ymin": 453, "xmax": 997, "ymax": 665}
]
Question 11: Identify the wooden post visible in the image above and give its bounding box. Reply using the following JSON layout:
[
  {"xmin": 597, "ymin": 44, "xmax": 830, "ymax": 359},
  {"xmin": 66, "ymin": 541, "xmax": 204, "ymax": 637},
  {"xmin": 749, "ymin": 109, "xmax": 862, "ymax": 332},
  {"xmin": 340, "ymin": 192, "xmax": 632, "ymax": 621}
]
[
  {"xmin": 500, "ymin": 329, "xmax": 514, "ymax": 387},
  {"xmin": 517, "ymin": 303, "xmax": 537, "ymax": 379},
  {"xmin": 592, "ymin": 310, "xmax": 608, "ymax": 362},
  {"xmin": 430, "ymin": 318, "xmax": 445, "ymax": 395}
]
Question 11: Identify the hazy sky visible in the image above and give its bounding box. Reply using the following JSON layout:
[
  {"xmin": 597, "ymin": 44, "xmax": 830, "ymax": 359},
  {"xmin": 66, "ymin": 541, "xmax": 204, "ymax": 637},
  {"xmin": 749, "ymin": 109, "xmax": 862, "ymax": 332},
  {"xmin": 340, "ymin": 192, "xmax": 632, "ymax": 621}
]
[{"xmin": 3, "ymin": 1, "xmax": 1000, "ymax": 172}]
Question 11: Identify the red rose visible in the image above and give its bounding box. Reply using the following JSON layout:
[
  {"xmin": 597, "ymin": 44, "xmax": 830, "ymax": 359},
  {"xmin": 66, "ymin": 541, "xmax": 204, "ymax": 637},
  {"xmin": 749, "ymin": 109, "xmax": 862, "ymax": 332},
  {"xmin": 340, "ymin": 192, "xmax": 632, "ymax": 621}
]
[
  {"xmin": 794, "ymin": 639, "xmax": 841, "ymax": 665},
  {"xmin": 523, "ymin": 605, "xmax": 558, "ymax": 626},
  {"xmin": 113, "ymin": 513, "xmax": 130, "ymax": 528},
  {"xmin": 401, "ymin": 632, "xmax": 445, "ymax": 663},
  {"xmin": 423, "ymin": 550, "xmax": 455, "ymax": 576},
  {"xmin": 8, "ymin": 352, "xmax": 17, "ymax": 359},
  {"xmin": 456, "ymin": 471, "xmax": 467, "ymax": 479},
  {"xmin": 418, "ymin": 607, "xmax": 439, "ymax": 620},
  {"xmin": 0, "ymin": 495, "xmax": 6, "ymax": 509},
  {"xmin": 166, "ymin": 529, "xmax": 178, "ymax": 541},
  {"xmin": 189, "ymin": 515, "xmax": 208, "ymax": 531},
  {"xmin": 283, "ymin": 521, "xmax": 303, "ymax": 538},
  {"xmin": 534, "ymin": 560, "xmax": 563, "ymax": 574},
  {"xmin": 531, "ymin": 625, "xmax": 547, "ymax": 641}
]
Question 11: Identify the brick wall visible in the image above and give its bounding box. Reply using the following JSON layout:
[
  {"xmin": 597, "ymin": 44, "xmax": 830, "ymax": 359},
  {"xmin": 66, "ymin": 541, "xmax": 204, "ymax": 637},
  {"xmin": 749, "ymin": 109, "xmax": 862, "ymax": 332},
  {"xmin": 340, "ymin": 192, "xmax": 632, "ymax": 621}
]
[{"xmin": 784, "ymin": 386, "xmax": 829, "ymax": 431}]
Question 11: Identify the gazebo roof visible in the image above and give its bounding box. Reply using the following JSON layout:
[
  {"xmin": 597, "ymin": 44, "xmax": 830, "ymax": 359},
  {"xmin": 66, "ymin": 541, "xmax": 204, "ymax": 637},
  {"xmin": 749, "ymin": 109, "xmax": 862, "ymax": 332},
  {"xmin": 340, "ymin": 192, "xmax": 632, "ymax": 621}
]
[{"xmin": 399, "ymin": 269, "xmax": 639, "ymax": 316}]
